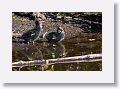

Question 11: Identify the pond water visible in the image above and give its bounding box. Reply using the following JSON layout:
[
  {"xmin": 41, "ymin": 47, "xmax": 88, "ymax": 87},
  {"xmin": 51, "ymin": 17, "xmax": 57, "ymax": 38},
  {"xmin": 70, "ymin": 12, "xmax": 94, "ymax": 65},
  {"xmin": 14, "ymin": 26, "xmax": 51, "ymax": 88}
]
[{"xmin": 12, "ymin": 38, "xmax": 102, "ymax": 71}]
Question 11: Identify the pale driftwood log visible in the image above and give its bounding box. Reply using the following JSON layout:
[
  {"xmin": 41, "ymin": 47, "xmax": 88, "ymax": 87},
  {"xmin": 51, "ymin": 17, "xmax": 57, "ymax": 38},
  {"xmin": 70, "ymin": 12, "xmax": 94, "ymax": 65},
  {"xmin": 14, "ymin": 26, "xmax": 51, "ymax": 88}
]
[{"xmin": 12, "ymin": 53, "xmax": 102, "ymax": 68}]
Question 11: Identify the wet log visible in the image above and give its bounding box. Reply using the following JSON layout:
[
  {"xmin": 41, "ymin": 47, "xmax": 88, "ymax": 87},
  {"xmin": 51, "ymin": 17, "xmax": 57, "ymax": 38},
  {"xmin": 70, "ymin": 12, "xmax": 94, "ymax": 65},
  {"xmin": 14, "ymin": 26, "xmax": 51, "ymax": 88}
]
[{"xmin": 12, "ymin": 53, "xmax": 102, "ymax": 68}]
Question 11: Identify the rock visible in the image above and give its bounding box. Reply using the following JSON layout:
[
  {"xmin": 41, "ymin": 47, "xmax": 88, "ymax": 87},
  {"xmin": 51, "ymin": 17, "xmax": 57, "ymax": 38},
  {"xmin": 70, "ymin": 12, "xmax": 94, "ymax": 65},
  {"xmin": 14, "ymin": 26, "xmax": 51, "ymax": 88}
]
[
  {"xmin": 56, "ymin": 16, "xmax": 62, "ymax": 20},
  {"xmin": 33, "ymin": 12, "xmax": 46, "ymax": 20}
]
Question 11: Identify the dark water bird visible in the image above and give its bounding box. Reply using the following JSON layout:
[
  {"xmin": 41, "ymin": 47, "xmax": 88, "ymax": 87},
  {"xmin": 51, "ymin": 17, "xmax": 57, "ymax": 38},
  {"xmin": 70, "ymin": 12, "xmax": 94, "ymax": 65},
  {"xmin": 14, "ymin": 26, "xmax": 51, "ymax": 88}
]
[
  {"xmin": 44, "ymin": 26, "xmax": 65, "ymax": 43},
  {"xmin": 21, "ymin": 17, "xmax": 44, "ymax": 44}
]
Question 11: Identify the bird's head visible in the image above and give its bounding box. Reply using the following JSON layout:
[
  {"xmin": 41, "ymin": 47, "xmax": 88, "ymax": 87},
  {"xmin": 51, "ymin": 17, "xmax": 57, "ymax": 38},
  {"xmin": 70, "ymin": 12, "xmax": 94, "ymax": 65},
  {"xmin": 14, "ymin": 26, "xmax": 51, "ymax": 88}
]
[
  {"xmin": 57, "ymin": 26, "xmax": 64, "ymax": 33},
  {"xmin": 35, "ymin": 17, "xmax": 44, "ymax": 28}
]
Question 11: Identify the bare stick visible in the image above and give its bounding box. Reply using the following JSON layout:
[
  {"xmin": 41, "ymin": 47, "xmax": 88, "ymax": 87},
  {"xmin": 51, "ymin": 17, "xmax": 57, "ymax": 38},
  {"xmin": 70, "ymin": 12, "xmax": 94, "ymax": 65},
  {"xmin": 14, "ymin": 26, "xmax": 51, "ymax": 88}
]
[{"xmin": 12, "ymin": 53, "xmax": 102, "ymax": 68}]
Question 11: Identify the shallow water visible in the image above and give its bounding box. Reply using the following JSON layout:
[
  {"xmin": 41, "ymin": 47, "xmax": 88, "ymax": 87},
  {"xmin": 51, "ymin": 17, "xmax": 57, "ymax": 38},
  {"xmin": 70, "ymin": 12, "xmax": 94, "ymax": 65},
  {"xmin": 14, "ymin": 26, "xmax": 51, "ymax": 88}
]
[{"xmin": 12, "ymin": 38, "xmax": 102, "ymax": 71}]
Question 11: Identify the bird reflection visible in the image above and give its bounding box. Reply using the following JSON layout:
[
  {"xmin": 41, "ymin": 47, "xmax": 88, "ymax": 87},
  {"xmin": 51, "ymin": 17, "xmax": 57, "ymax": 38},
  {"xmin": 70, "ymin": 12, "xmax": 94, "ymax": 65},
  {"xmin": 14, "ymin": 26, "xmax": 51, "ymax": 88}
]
[
  {"xmin": 21, "ymin": 44, "xmax": 43, "ymax": 61},
  {"xmin": 47, "ymin": 42, "xmax": 66, "ymax": 59},
  {"xmin": 13, "ymin": 43, "xmax": 43, "ymax": 61}
]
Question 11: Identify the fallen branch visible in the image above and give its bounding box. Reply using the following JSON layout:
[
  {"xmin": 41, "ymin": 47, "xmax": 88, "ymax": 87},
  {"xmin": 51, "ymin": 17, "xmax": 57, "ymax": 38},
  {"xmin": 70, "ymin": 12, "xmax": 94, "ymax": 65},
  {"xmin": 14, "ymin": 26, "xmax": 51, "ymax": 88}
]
[{"xmin": 12, "ymin": 53, "xmax": 102, "ymax": 67}]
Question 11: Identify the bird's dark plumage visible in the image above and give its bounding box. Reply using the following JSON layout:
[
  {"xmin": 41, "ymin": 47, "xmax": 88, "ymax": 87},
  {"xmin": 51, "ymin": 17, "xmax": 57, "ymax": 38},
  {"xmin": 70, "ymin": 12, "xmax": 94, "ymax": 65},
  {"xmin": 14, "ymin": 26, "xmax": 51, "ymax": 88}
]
[
  {"xmin": 21, "ymin": 18, "xmax": 43, "ymax": 44},
  {"xmin": 45, "ymin": 26, "xmax": 65, "ymax": 43}
]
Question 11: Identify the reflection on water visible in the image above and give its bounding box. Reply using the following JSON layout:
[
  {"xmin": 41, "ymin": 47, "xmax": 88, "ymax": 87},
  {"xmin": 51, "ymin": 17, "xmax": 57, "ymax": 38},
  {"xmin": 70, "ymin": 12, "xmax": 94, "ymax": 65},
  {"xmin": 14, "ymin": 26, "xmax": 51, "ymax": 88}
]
[
  {"xmin": 13, "ymin": 62, "xmax": 102, "ymax": 71},
  {"xmin": 12, "ymin": 40, "xmax": 102, "ymax": 71},
  {"xmin": 12, "ymin": 44, "xmax": 43, "ymax": 62},
  {"xmin": 43, "ymin": 42, "xmax": 66, "ymax": 59}
]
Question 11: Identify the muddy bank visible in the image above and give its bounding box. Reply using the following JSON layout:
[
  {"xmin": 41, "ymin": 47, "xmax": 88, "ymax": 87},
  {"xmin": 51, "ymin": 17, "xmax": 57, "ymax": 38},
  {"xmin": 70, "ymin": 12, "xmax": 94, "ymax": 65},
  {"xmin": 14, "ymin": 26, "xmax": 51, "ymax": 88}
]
[
  {"xmin": 12, "ymin": 12, "xmax": 102, "ymax": 41},
  {"xmin": 13, "ymin": 12, "xmax": 102, "ymax": 33}
]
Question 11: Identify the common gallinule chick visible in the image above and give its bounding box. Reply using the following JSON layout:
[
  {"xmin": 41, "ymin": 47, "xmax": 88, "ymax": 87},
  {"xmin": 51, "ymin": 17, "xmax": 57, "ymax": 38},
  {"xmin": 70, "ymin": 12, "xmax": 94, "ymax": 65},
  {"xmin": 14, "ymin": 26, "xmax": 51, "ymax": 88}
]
[
  {"xmin": 44, "ymin": 26, "xmax": 65, "ymax": 43},
  {"xmin": 21, "ymin": 17, "xmax": 44, "ymax": 44}
]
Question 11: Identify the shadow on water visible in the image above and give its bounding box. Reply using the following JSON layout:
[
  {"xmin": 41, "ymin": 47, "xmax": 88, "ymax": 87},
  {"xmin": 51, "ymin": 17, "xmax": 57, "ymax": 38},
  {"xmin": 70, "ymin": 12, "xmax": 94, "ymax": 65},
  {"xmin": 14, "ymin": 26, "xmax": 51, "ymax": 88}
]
[{"xmin": 12, "ymin": 38, "xmax": 102, "ymax": 71}]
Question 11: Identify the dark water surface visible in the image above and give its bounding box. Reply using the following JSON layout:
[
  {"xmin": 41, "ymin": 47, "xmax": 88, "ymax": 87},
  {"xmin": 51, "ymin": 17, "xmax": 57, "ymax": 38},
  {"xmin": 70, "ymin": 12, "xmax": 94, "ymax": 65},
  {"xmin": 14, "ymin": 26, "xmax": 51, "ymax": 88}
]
[{"xmin": 12, "ymin": 38, "xmax": 102, "ymax": 71}]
